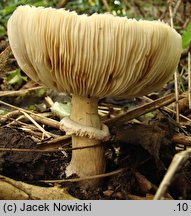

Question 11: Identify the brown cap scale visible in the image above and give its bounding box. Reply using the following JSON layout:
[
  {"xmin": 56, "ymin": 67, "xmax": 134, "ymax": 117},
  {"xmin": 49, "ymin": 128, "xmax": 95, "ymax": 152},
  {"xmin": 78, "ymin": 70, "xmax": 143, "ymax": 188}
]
[{"xmin": 8, "ymin": 5, "xmax": 182, "ymax": 184}]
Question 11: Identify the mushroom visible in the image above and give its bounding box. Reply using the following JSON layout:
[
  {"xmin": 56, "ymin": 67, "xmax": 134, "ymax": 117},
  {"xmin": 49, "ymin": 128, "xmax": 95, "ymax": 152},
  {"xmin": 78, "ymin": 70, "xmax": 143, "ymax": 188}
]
[{"xmin": 7, "ymin": 5, "xmax": 182, "ymax": 186}]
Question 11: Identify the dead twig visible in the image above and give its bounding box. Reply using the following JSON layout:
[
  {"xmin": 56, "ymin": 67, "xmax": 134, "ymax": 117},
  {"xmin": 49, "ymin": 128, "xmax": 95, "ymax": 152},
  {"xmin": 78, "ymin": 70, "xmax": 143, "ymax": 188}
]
[
  {"xmin": 39, "ymin": 135, "xmax": 71, "ymax": 148},
  {"xmin": 0, "ymin": 147, "xmax": 64, "ymax": 153},
  {"xmin": 0, "ymin": 100, "xmax": 60, "ymax": 129},
  {"xmin": 0, "ymin": 86, "xmax": 46, "ymax": 97},
  {"xmin": 173, "ymin": 134, "xmax": 191, "ymax": 146},
  {"xmin": 0, "ymin": 175, "xmax": 76, "ymax": 200},
  {"xmin": 0, "ymin": 110, "xmax": 52, "ymax": 125},
  {"xmin": 0, "ymin": 110, "xmax": 21, "ymax": 123},
  {"xmin": 40, "ymin": 167, "xmax": 128, "ymax": 183},
  {"xmin": 144, "ymin": 95, "xmax": 191, "ymax": 123},
  {"xmin": 20, "ymin": 110, "xmax": 52, "ymax": 138},
  {"xmin": 154, "ymin": 149, "xmax": 191, "ymax": 200},
  {"xmin": 57, "ymin": 0, "xmax": 69, "ymax": 8},
  {"xmin": 100, "ymin": 0, "xmax": 111, "ymax": 13},
  {"xmin": 172, "ymin": 0, "xmax": 182, "ymax": 18},
  {"xmin": 132, "ymin": 1, "xmax": 145, "ymax": 17},
  {"xmin": 38, "ymin": 135, "xmax": 71, "ymax": 149},
  {"xmin": 105, "ymin": 93, "xmax": 186, "ymax": 127},
  {"xmin": 0, "ymin": 142, "xmax": 104, "ymax": 153}
]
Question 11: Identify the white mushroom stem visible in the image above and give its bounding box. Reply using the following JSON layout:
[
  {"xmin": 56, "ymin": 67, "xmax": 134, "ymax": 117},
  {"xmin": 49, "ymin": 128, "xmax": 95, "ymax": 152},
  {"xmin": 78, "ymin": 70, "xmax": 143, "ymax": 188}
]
[{"xmin": 60, "ymin": 94, "xmax": 110, "ymax": 179}]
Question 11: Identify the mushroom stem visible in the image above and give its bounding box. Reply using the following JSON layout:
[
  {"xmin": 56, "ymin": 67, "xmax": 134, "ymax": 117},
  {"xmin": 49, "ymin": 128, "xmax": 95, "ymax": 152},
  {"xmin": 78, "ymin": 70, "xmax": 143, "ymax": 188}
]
[{"xmin": 66, "ymin": 94, "xmax": 106, "ymax": 180}]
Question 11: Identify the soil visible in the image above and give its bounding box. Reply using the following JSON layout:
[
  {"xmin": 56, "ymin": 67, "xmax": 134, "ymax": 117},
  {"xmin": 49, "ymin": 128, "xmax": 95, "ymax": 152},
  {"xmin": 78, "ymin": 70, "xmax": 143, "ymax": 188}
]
[
  {"xmin": 0, "ymin": 120, "xmax": 190, "ymax": 200},
  {"xmin": 0, "ymin": 127, "xmax": 66, "ymax": 182}
]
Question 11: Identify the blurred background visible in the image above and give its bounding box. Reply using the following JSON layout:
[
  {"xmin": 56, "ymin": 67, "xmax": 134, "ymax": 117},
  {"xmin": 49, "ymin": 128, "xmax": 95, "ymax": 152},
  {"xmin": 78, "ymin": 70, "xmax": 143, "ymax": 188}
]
[{"xmin": 0, "ymin": 0, "xmax": 191, "ymax": 39}]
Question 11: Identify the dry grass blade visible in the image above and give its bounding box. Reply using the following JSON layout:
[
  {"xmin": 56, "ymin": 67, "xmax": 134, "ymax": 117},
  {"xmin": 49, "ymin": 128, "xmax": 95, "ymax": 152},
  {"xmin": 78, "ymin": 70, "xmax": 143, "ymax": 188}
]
[
  {"xmin": 0, "ymin": 100, "xmax": 60, "ymax": 129},
  {"xmin": 20, "ymin": 110, "xmax": 53, "ymax": 138},
  {"xmin": 168, "ymin": 0, "xmax": 180, "ymax": 123}
]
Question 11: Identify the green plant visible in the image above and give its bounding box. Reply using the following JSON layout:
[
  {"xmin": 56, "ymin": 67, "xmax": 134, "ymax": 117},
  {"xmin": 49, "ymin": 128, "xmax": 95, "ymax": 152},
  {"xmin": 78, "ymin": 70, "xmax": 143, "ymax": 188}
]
[
  {"xmin": 0, "ymin": 0, "xmax": 59, "ymax": 37},
  {"xmin": 182, "ymin": 22, "xmax": 191, "ymax": 49},
  {"xmin": 6, "ymin": 69, "xmax": 27, "ymax": 89}
]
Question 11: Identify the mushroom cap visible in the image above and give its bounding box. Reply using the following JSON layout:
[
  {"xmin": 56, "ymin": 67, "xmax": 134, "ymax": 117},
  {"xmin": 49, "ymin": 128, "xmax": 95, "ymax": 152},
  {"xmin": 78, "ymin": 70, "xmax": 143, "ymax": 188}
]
[{"xmin": 8, "ymin": 5, "xmax": 182, "ymax": 99}]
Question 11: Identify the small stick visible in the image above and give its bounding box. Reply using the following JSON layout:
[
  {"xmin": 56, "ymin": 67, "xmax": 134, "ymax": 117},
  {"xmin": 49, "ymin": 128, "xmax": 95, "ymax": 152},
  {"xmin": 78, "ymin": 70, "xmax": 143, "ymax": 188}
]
[
  {"xmin": 19, "ymin": 129, "xmax": 43, "ymax": 142},
  {"xmin": 20, "ymin": 111, "xmax": 52, "ymax": 138},
  {"xmin": 0, "ymin": 86, "xmax": 45, "ymax": 97},
  {"xmin": 174, "ymin": 71, "xmax": 180, "ymax": 123},
  {"xmin": 57, "ymin": 0, "xmax": 69, "ymax": 8},
  {"xmin": 144, "ymin": 96, "xmax": 191, "ymax": 123},
  {"xmin": 173, "ymin": 134, "xmax": 191, "ymax": 146},
  {"xmin": 0, "ymin": 174, "xmax": 75, "ymax": 200},
  {"xmin": 105, "ymin": 93, "xmax": 186, "ymax": 127},
  {"xmin": 6, "ymin": 117, "xmax": 58, "ymax": 140},
  {"xmin": 0, "ymin": 143, "xmax": 104, "ymax": 153},
  {"xmin": 0, "ymin": 110, "xmax": 21, "ymax": 123},
  {"xmin": 0, "ymin": 147, "xmax": 62, "ymax": 153},
  {"xmin": 40, "ymin": 167, "xmax": 127, "ymax": 183},
  {"xmin": 39, "ymin": 135, "xmax": 71, "ymax": 146},
  {"xmin": 100, "ymin": 0, "xmax": 111, "ymax": 13},
  {"xmin": 154, "ymin": 149, "xmax": 191, "ymax": 200},
  {"xmin": 45, "ymin": 96, "xmax": 54, "ymax": 106},
  {"xmin": 172, "ymin": 0, "xmax": 181, "ymax": 18},
  {"xmin": 0, "ymin": 100, "xmax": 60, "ymax": 129}
]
